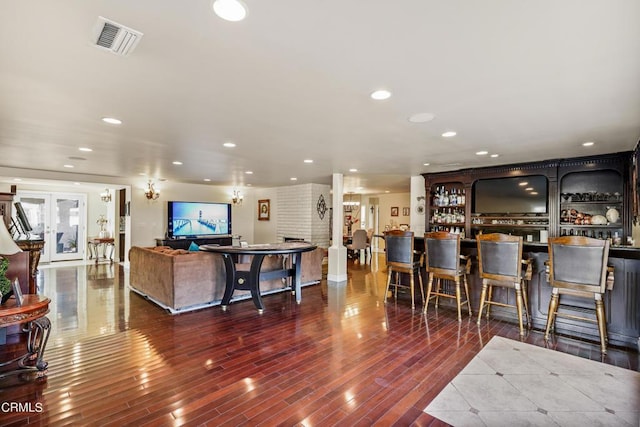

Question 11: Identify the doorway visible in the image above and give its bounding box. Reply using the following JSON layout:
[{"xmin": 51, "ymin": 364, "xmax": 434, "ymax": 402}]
[{"xmin": 15, "ymin": 191, "xmax": 87, "ymax": 263}]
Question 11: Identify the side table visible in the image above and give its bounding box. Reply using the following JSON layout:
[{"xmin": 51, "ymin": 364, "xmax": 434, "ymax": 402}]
[
  {"xmin": 88, "ymin": 237, "xmax": 115, "ymax": 264},
  {"xmin": 0, "ymin": 295, "xmax": 51, "ymax": 378}
]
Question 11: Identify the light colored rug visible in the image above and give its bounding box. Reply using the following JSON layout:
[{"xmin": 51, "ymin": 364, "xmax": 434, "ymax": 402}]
[{"xmin": 425, "ymin": 336, "xmax": 640, "ymax": 426}]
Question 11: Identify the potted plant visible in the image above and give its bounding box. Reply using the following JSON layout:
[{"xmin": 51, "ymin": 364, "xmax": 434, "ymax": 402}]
[{"xmin": 0, "ymin": 257, "xmax": 13, "ymax": 304}]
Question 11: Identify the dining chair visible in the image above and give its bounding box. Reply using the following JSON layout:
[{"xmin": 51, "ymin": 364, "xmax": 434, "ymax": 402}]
[
  {"xmin": 383, "ymin": 230, "xmax": 424, "ymax": 310},
  {"xmin": 347, "ymin": 229, "xmax": 370, "ymax": 263},
  {"xmin": 476, "ymin": 233, "xmax": 532, "ymax": 336},
  {"xmin": 423, "ymin": 231, "xmax": 471, "ymax": 321},
  {"xmin": 544, "ymin": 236, "xmax": 613, "ymax": 354}
]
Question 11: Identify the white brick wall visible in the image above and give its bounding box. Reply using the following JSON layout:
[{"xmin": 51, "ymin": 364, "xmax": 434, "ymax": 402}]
[{"xmin": 276, "ymin": 183, "xmax": 331, "ymax": 247}]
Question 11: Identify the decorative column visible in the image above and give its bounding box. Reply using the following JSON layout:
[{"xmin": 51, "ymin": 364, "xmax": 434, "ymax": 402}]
[{"xmin": 327, "ymin": 173, "xmax": 347, "ymax": 283}]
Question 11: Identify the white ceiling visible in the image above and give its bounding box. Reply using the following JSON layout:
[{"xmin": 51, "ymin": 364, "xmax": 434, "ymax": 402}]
[{"xmin": 1, "ymin": 1, "xmax": 639, "ymax": 194}]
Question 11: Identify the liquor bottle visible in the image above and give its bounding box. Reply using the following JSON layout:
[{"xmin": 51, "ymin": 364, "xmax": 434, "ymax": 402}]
[
  {"xmin": 460, "ymin": 189, "xmax": 466, "ymax": 205},
  {"xmin": 442, "ymin": 190, "xmax": 449, "ymax": 207}
]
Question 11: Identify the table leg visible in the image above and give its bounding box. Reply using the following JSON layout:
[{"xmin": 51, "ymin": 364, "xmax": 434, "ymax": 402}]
[
  {"xmin": 0, "ymin": 316, "xmax": 51, "ymax": 379},
  {"xmin": 249, "ymin": 254, "xmax": 267, "ymax": 312},
  {"xmin": 220, "ymin": 254, "xmax": 236, "ymax": 310},
  {"xmin": 292, "ymin": 252, "xmax": 302, "ymax": 304}
]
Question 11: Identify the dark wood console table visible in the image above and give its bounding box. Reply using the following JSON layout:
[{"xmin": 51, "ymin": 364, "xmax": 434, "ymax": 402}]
[
  {"xmin": 200, "ymin": 242, "xmax": 317, "ymax": 312},
  {"xmin": 15, "ymin": 238, "xmax": 45, "ymax": 294},
  {"xmin": 0, "ymin": 295, "xmax": 51, "ymax": 378}
]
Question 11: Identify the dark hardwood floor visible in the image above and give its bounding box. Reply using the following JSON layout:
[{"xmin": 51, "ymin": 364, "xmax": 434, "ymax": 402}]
[{"xmin": 0, "ymin": 255, "xmax": 638, "ymax": 426}]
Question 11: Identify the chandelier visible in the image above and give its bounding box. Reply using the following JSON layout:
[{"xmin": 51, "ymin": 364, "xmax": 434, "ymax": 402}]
[
  {"xmin": 144, "ymin": 181, "xmax": 160, "ymax": 200},
  {"xmin": 232, "ymin": 190, "xmax": 243, "ymax": 206},
  {"xmin": 100, "ymin": 188, "xmax": 112, "ymax": 203}
]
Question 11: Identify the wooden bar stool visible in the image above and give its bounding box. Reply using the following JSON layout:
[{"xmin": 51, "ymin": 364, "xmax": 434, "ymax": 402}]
[
  {"xmin": 476, "ymin": 233, "xmax": 532, "ymax": 336},
  {"xmin": 423, "ymin": 232, "xmax": 471, "ymax": 321},
  {"xmin": 383, "ymin": 230, "xmax": 424, "ymax": 310},
  {"xmin": 544, "ymin": 236, "xmax": 613, "ymax": 354}
]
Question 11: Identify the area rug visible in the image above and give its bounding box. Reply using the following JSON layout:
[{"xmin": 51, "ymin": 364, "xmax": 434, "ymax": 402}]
[{"xmin": 424, "ymin": 336, "xmax": 640, "ymax": 426}]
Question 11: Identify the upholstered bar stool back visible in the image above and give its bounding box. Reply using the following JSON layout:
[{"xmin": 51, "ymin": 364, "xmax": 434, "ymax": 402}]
[
  {"xmin": 383, "ymin": 230, "xmax": 424, "ymax": 310},
  {"xmin": 544, "ymin": 236, "xmax": 612, "ymax": 354},
  {"xmin": 423, "ymin": 232, "xmax": 471, "ymax": 321},
  {"xmin": 476, "ymin": 233, "xmax": 531, "ymax": 336}
]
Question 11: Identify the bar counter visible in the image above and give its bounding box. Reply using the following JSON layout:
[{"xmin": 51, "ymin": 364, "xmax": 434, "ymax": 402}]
[{"xmin": 414, "ymin": 237, "xmax": 640, "ymax": 350}]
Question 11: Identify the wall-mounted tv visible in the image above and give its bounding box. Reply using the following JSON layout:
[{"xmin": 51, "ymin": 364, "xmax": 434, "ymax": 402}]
[
  {"xmin": 473, "ymin": 175, "xmax": 548, "ymax": 214},
  {"xmin": 167, "ymin": 201, "xmax": 231, "ymax": 238}
]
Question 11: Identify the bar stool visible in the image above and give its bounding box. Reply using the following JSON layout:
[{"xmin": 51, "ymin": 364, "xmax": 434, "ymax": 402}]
[
  {"xmin": 383, "ymin": 230, "xmax": 424, "ymax": 310},
  {"xmin": 544, "ymin": 236, "xmax": 613, "ymax": 354},
  {"xmin": 423, "ymin": 231, "xmax": 471, "ymax": 321},
  {"xmin": 476, "ymin": 233, "xmax": 532, "ymax": 336}
]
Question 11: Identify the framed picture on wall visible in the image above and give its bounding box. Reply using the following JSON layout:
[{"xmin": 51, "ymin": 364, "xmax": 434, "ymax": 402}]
[
  {"xmin": 402, "ymin": 207, "xmax": 410, "ymax": 216},
  {"xmin": 258, "ymin": 199, "xmax": 270, "ymax": 221},
  {"xmin": 390, "ymin": 206, "xmax": 399, "ymax": 217}
]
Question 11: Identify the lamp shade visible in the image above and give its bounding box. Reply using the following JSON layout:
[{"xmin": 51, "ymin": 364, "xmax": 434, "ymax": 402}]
[{"xmin": 0, "ymin": 220, "xmax": 21, "ymax": 255}]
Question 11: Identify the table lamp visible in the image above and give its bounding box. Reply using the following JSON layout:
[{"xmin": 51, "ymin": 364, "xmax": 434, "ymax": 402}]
[{"xmin": 0, "ymin": 219, "xmax": 22, "ymax": 303}]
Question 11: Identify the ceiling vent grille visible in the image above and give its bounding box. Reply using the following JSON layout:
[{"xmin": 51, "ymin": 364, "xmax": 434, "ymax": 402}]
[{"xmin": 92, "ymin": 16, "xmax": 143, "ymax": 56}]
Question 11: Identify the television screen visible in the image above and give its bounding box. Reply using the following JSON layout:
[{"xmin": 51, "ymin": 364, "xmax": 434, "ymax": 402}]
[
  {"xmin": 167, "ymin": 201, "xmax": 231, "ymax": 238},
  {"xmin": 473, "ymin": 175, "xmax": 548, "ymax": 214}
]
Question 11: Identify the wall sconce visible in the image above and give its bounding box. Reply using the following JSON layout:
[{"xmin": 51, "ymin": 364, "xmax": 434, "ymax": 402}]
[
  {"xmin": 232, "ymin": 190, "xmax": 243, "ymax": 206},
  {"xmin": 144, "ymin": 181, "xmax": 160, "ymax": 200},
  {"xmin": 100, "ymin": 188, "xmax": 112, "ymax": 203}
]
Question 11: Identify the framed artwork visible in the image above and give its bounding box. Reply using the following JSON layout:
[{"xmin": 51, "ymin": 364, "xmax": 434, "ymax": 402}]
[
  {"xmin": 258, "ymin": 199, "xmax": 270, "ymax": 221},
  {"xmin": 12, "ymin": 278, "xmax": 23, "ymax": 307},
  {"xmin": 390, "ymin": 206, "xmax": 399, "ymax": 217},
  {"xmin": 402, "ymin": 207, "xmax": 410, "ymax": 216}
]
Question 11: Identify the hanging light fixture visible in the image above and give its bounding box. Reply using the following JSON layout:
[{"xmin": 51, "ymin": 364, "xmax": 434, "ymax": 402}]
[
  {"xmin": 100, "ymin": 188, "xmax": 112, "ymax": 203},
  {"xmin": 144, "ymin": 181, "xmax": 160, "ymax": 200},
  {"xmin": 232, "ymin": 190, "xmax": 243, "ymax": 206}
]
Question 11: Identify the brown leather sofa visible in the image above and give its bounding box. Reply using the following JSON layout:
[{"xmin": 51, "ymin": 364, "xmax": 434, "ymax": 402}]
[{"xmin": 128, "ymin": 246, "xmax": 324, "ymax": 313}]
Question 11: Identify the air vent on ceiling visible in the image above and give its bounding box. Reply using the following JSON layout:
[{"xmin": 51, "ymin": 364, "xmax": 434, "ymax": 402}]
[{"xmin": 92, "ymin": 16, "xmax": 143, "ymax": 56}]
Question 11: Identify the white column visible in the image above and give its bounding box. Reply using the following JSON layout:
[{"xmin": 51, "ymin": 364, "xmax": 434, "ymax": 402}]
[
  {"xmin": 328, "ymin": 173, "xmax": 347, "ymax": 283},
  {"xmin": 410, "ymin": 175, "xmax": 426, "ymax": 236}
]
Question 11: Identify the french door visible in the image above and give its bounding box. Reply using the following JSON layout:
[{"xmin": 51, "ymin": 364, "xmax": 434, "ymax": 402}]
[{"xmin": 15, "ymin": 192, "xmax": 86, "ymax": 262}]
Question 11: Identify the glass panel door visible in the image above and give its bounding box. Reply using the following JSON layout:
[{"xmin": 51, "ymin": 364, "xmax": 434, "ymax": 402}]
[
  {"xmin": 16, "ymin": 192, "xmax": 86, "ymax": 262},
  {"xmin": 51, "ymin": 195, "xmax": 85, "ymax": 262},
  {"xmin": 15, "ymin": 193, "xmax": 52, "ymax": 263}
]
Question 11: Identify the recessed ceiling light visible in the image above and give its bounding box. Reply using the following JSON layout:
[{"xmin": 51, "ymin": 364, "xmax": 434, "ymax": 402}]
[
  {"xmin": 203, "ymin": 178, "xmax": 211, "ymax": 182},
  {"xmin": 423, "ymin": 163, "xmax": 430, "ymax": 166},
  {"xmin": 349, "ymin": 168, "xmax": 358, "ymax": 172},
  {"xmin": 519, "ymin": 182, "xmax": 528, "ymax": 186},
  {"xmin": 385, "ymin": 190, "xmax": 390, "ymax": 193},
  {"xmin": 530, "ymin": 192, "xmax": 539, "ymax": 195},
  {"xmin": 223, "ymin": 142, "xmax": 236, "ymax": 148},
  {"xmin": 442, "ymin": 131, "xmax": 457, "ymax": 138},
  {"xmin": 582, "ymin": 141, "xmax": 595, "ymax": 147},
  {"xmin": 74, "ymin": 182, "xmax": 81, "ymax": 185},
  {"xmin": 370, "ymin": 89, "xmax": 391, "ymax": 100},
  {"xmin": 63, "ymin": 164, "xmax": 74, "ymax": 168},
  {"xmin": 408, "ymin": 113, "xmax": 435, "ymax": 123},
  {"xmin": 78, "ymin": 147, "xmax": 93, "ymax": 152},
  {"xmin": 212, "ymin": 0, "xmax": 247, "ymax": 22},
  {"xmin": 290, "ymin": 177, "xmax": 297, "ymax": 181},
  {"xmin": 304, "ymin": 159, "xmax": 313, "ymax": 163},
  {"xmin": 476, "ymin": 151, "xmax": 488, "ymax": 156},
  {"xmin": 13, "ymin": 178, "xmax": 21, "ymax": 182},
  {"xmin": 525, "ymin": 187, "xmax": 534, "ymax": 191},
  {"xmin": 245, "ymin": 171, "xmax": 253, "ymax": 175},
  {"xmin": 172, "ymin": 161, "xmax": 183, "ymax": 165},
  {"xmin": 490, "ymin": 154, "xmax": 499, "ymax": 158},
  {"xmin": 102, "ymin": 117, "xmax": 122, "ymax": 125}
]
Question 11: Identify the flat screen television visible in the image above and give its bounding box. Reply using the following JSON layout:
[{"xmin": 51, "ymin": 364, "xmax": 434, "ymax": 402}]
[
  {"xmin": 167, "ymin": 201, "xmax": 231, "ymax": 238},
  {"xmin": 473, "ymin": 175, "xmax": 548, "ymax": 214}
]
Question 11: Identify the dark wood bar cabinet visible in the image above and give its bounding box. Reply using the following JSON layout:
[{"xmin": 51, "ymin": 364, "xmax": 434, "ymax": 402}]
[{"xmin": 422, "ymin": 152, "xmax": 640, "ymax": 350}]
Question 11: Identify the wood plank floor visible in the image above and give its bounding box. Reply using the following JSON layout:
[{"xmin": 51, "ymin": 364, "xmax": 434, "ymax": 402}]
[{"xmin": 0, "ymin": 256, "xmax": 638, "ymax": 426}]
